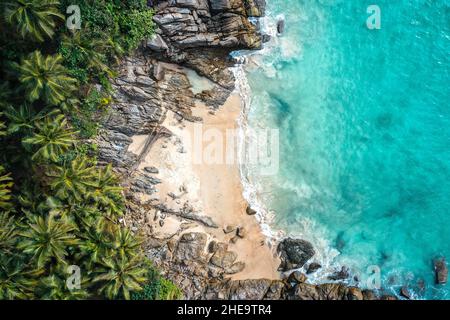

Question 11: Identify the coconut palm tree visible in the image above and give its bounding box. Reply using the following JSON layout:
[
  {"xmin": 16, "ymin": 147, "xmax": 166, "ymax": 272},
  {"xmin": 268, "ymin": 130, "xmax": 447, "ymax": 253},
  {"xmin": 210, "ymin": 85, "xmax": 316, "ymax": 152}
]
[
  {"xmin": 88, "ymin": 164, "xmax": 124, "ymax": 217},
  {"xmin": 23, "ymin": 113, "xmax": 76, "ymax": 162},
  {"xmin": 46, "ymin": 156, "xmax": 97, "ymax": 201},
  {"xmin": 13, "ymin": 51, "xmax": 77, "ymax": 105},
  {"xmin": 77, "ymin": 219, "xmax": 111, "ymax": 270},
  {"xmin": 18, "ymin": 214, "xmax": 78, "ymax": 268},
  {"xmin": 93, "ymin": 255, "xmax": 147, "ymax": 300},
  {"xmin": 111, "ymin": 226, "xmax": 142, "ymax": 260},
  {"xmin": 3, "ymin": 0, "xmax": 64, "ymax": 42},
  {"xmin": 0, "ymin": 165, "xmax": 13, "ymax": 211}
]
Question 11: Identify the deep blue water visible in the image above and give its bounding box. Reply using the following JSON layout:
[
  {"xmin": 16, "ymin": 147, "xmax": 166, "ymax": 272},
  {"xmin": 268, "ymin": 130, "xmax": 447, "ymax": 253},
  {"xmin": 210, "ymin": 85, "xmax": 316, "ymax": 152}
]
[{"xmin": 244, "ymin": 0, "xmax": 450, "ymax": 299}]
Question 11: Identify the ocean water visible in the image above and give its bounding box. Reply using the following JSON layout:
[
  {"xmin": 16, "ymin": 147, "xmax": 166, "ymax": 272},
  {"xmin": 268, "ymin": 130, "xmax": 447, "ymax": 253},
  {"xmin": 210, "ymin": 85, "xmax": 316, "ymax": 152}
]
[{"xmin": 242, "ymin": 0, "xmax": 450, "ymax": 299}]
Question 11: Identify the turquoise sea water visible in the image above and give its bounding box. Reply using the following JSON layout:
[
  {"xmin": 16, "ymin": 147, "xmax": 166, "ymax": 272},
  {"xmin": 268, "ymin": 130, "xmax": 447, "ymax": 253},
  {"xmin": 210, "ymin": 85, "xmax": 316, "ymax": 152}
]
[{"xmin": 243, "ymin": 0, "xmax": 450, "ymax": 299}]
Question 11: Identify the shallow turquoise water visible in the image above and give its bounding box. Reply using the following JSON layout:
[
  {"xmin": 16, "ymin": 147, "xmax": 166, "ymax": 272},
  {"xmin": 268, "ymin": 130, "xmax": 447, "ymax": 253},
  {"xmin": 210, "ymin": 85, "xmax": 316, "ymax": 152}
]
[{"xmin": 244, "ymin": 0, "xmax": 450, "ymax": 299}]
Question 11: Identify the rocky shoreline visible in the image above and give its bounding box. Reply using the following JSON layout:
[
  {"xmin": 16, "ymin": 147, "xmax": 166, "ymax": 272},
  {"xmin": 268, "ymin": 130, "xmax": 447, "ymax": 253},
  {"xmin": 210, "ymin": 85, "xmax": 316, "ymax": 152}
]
[{"xmin": 95, "ymin": 0, "xmax": 402, "ymax": 300}]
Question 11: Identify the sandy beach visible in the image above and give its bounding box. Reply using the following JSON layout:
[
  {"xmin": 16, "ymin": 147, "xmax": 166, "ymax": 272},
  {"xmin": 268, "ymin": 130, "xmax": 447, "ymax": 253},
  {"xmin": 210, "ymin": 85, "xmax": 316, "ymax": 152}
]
[{"xmin": 128, "ymin": 92, "xmax": 280, "ymax": 280}]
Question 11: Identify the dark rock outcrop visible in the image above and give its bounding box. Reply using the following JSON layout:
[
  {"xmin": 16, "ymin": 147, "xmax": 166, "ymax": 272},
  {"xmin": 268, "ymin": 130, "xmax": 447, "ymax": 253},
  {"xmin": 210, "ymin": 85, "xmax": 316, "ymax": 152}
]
[
  {"xmin": 306, "ymin": 262, "xmax": 322, "ymax": 274},
  {"xmin": 277, "ymin": 238, "xmax": 315, "ymax": 271},
  {"xmin": 289, "ymin": 283, "xmax": 363, "ymax": 301},
  {"xmin": 434, "ymin": 258, "xmax": 448, "ymax": 284}
]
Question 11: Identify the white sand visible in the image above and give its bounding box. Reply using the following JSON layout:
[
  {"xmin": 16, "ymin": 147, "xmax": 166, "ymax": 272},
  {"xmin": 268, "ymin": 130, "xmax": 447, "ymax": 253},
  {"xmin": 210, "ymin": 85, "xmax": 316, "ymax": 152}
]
[{"xmin": 128, "ymin": 94, "xmax": 280, "ymax": 280}]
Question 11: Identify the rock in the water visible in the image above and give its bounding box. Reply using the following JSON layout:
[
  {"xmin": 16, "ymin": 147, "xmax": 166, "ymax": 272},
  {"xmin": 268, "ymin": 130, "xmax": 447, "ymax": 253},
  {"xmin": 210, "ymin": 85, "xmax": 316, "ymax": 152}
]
[
  {"xmin": 277, "ymin": 238, "xmax": 315, "ymax": 271},
  {"xmin": 328, "ymin": 266, "xmax": 350, "ymax": 281},
  {"xmin": 434, "ymin": 258, "xmax": 448, "ymax": 284},
  {"xmin": 277, "ymin": 20, "xmax": 285, "ymax": 34},
  {"xmin": 306, "ymin": 262, "xmax": 322, "ymax": 274},
  {"xmin": 287, "ymin": 271, "xmax": 307, "ymax": 284},
  {"xmin": 246, "ymin": 206, "xmax": 257, "ymax": 215},
  {"xmin": 262, "ymin": 34, "xmax": 271, "ymax": 43},
  {"xmin": 400, "ymin": 286, "xmax": 411, "ymax": 299}
]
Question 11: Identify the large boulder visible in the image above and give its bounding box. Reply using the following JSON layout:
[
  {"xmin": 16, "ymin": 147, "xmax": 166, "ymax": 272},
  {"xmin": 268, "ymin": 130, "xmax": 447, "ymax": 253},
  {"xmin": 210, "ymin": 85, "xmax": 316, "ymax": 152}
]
[
  {"xmin": 290, "ymin": 283, "xmax": 362, "ymax": 300},
  {"xmin": 174, "ymin": 232, "xmax": 208, "ymax": 262},
  {"xmin": 210, "ymin": 248, "xmax": 238, "ymax": 269},
  {"xmin": 434, "ymin": 258, "xmax": 448, "ymax": 284},
  {"xmin": 277, "ymin": 238, "xmax": 315, "ymax": 271},
  {"xmin": 306, "ymin": 262, "xmax": 322, "ymax": 274},
  {"xmin": 204, "ymin": 279, "xmax": 281, "ymax": 300}
]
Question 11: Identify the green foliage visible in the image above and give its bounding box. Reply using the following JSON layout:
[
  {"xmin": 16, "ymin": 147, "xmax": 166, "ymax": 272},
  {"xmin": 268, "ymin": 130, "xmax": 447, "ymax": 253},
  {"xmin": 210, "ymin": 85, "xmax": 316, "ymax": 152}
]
[
  {"xmin": 93, "ymin": 255, "xmax": 147, "ymax": 300},
  {"xmin": 18, "ymin": 214, "xmax": 78, "ymax": 268},
  {"xmin": 158, "ymin": 277, "xmax": 183, "ymax": 300},
  {"xmin": 0, "ymin": 166, "xmax": 13, "ymax": 211},
  {"xmin": 118, "ymin": 9, "xmax": 155, "ymax": 52},
  {"xmin": 46, "ymin": 156, "xmax": 97, "ymax": 201},
  {"xmin": 36, "ymin": 271, "xmax": 89, "ymax": 300},
  {"xmin": 60, "ymin": 0, "xmax": 154, "ymax": 54},
  {"xmin": 3, "ymin": 0, "xmax": 64, "ymax": 42},
  {"xmin": 69, "ymin": 88, "xmax": 109, "ymax": 138},
  {"xmin": 0, "ymin": 212, "xmax": 17, "ymax": 252},
  {"xmin": 12, "ymin": 51, "xmax": 77, "ymax": 105},
  {"xmin": 0, "ymin": 0, "xmax": 179, "ymax": 301},
  {"xmin": 23, "ymin": 113, "xmax": 77, "ymax": 162},
  {"xmin": 131, "ymin": 267, "xmax": 183, "ymax": 300},
  {"xmin": 0, "ymin": 254, "xmax": 36, "ymax": 299}
]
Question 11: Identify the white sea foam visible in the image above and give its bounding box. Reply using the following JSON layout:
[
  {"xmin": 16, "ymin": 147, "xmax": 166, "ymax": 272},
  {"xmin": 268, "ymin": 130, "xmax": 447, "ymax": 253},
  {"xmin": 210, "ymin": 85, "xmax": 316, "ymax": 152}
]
[{"xmin": 229, "ymin": 6, "xmax": 346, "ymax": 285}]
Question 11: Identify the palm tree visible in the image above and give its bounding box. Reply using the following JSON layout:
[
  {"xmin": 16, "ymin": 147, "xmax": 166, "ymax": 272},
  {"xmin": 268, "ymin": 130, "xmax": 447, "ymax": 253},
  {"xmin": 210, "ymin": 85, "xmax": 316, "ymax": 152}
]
[
  {"xmin": 89, "ymin": 164, "xmax": 124, "ymax": 217},
  {"xmin": 3, "ymin": 0, "xmax": 64, "ymax": 42},
  {"xmin": 111, "ymin": 226, "xmax": 142, "ymax": 260},
  {"xmin": 0, "ymin": 165, "xmax": 13, "ymax": 211},
  {"xmin": 93, "ymin": 255, "xmax": 147, "ymax": 300},
  {"xmin": 78, "ymin": 220, "xmax": 111, "ymax": 269},
  {"xmin": 18, "ymin": 214, "xmax": 78, "ymax": 268},
  {"xmin": 23, "ymin": 113, "xmax": 76, "ymax": 162},
  {"xmin": 13, "ymin": 51, "xmax": 77, "ymax": 105},
  {"xmin": 46, "ymin": 156, "xmax": 97, "ymax": 201},
  {"xmin": 0, "ymin": 254, "xmax": 36, "ymax": 299}
]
